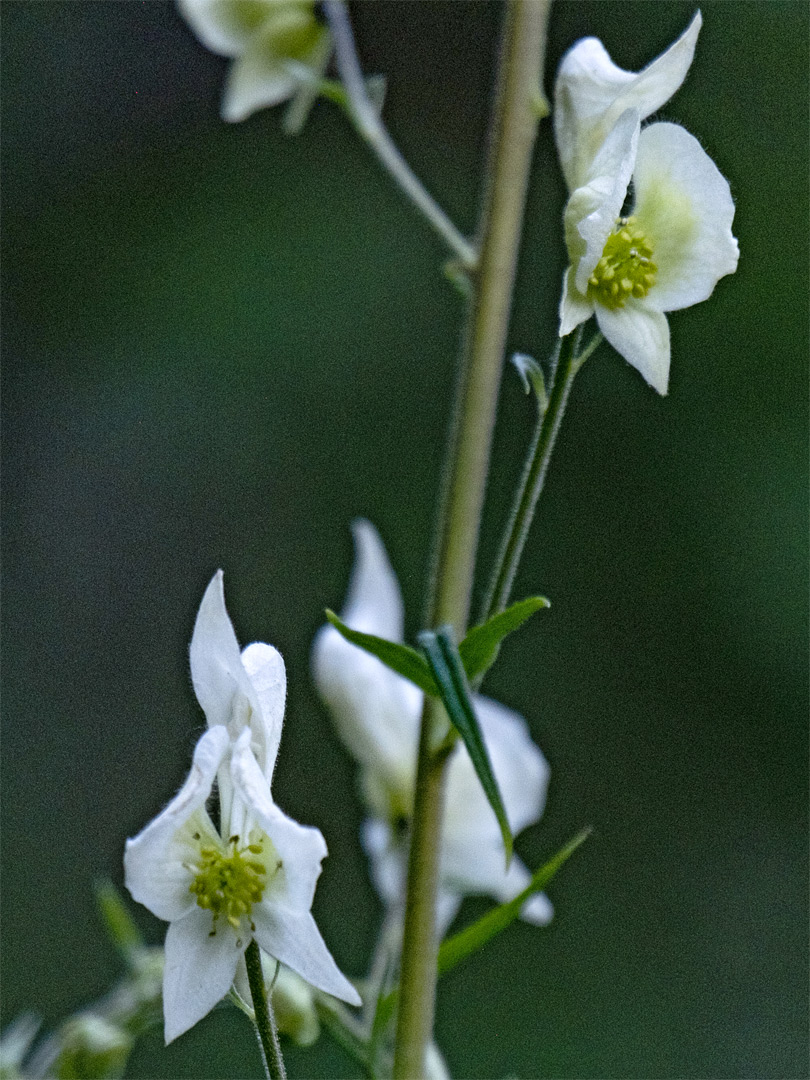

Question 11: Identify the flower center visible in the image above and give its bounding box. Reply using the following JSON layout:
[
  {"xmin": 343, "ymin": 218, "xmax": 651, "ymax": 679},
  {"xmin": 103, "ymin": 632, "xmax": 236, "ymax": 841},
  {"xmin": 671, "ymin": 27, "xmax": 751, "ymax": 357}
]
[
  {"xmin": 189, "ymin": 834, "xmax": 273, "ymax": 933},
  {"xmin": 587, "ymin": 217, "xmax": 657, "ymax": 309}
]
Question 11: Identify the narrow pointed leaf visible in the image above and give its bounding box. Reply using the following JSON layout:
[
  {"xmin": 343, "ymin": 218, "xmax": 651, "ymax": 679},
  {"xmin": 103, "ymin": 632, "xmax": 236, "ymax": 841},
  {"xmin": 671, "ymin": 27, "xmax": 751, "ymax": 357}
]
[
  {"xmin": 418, "ymin": 627, "xmax": 513, "ymax": 865},
  {"xmin": 325, "ymin": 610, "xmax": 437, "ymax": 695},
  {"xmin": 459, "ymin": 595, "xmax": 550, "ymax": 682},
  {"xmin": 437, "ymin": 828, "xmax": 591, "ymax": 975}
]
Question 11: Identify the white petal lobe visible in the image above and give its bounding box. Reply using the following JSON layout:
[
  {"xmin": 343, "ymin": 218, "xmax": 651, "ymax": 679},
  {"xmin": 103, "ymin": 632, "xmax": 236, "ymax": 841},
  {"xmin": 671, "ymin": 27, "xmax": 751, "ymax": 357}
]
[
  {"xmin": 163, "ymin": 909, "xmax": 242, "ymax": 1043},
  {"xmin": 595, "ymin": 301, "xmax": 671, "ymax": 395},
  {"xmin": 632, "ymin": 123, "xmax": 739, "ymax": 312}
]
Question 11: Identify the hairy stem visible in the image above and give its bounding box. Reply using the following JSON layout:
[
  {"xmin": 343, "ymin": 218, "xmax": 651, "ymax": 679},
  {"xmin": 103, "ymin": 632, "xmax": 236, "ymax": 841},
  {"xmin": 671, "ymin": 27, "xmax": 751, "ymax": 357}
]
[
  {"xmin": 324, "ymin": 0, "xmax": 477, "ymax": 269},
  {"xmin": 482, "ymin": 328, "xmax": 603, "ymax": 619},
  {"xmin": 392, "ymin": 3, "xmax": 551, "ymax": 1076},
  {"xmin": 244, "ymin": 941, "xmax": 286, "ymax": 1080}
]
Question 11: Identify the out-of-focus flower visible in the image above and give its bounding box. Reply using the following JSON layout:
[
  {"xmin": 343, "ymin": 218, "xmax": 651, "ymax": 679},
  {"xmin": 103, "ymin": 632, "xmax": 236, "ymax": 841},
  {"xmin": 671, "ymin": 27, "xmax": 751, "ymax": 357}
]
[
  {"xmin": 234, "ymin": 955, "xmax": 321, "ymax": 1046},
  {"xmin": 0, "ymin": 1014, "xmax": 39, "ymax": 1080},
  {"xmin": 554, "ymin": 13, "xmax": 702, "ymax": 192},
  {"xmin": 312, "ymin": 521, "xmax": 552, "ymax": 933},
  {"xmin": 178, "ymin": 0, "xmax": 332, "ymax": 123},
  {"xmin": 125, "ymin": 575, "xmax": 359, "ymax": 1043},
  {"xmin": 559, "ymin": 113, "xmax": 738, "ymax": 394}
]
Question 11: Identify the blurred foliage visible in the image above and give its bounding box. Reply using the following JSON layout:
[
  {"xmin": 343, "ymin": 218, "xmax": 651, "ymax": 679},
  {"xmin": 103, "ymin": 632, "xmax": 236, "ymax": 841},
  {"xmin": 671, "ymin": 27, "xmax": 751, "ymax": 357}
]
[{"xmin": 1, "ymin": 2, "xmax": 807, "ymax": 1078}]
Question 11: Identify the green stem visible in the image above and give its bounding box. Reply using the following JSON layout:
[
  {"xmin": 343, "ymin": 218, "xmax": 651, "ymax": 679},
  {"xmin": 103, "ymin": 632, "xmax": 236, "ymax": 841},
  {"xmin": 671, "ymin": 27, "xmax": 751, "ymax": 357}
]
[
  {"xmin": 323, "ymin": 0, "xmax": 477, "ymax": 269},
  {"xmin": 244, "ymin": 941, "xmax": 286, "ymax": 1080},
  {"xmin": 482, "ymin": 328, "xmax": 603, "ymax": 621},
  {"xmin": 392, "ymin": 3, "xmax": 551, "ymax": 1076}
]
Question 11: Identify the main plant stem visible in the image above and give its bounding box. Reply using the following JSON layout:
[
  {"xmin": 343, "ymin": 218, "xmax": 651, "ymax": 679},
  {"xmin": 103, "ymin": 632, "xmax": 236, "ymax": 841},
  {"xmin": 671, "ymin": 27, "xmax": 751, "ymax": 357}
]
[{"xmin": 392, "ymin": 3, "xmax": 551, "ymax": 1075}]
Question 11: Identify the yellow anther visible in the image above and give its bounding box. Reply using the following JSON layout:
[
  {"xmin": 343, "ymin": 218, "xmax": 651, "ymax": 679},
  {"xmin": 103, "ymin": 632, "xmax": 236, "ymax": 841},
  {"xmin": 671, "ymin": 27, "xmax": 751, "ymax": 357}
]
[
  {"xmin": 188, "ymin": 833, "xmax": 278, "ymax": 934},
  {"xmin": 587, "ymin": 216, "xmax": 657, "ymax": 309}
]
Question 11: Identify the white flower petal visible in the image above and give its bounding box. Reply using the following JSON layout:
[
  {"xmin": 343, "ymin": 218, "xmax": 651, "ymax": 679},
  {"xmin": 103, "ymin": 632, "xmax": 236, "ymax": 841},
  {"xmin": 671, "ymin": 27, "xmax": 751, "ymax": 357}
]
[
  {"xmin": 360, "ymin": 818, "xmax": 403, "ymax": 907},
  {"xmin": 231, "ymin": 730, "xmax": 327, "ymax": 912},
  {"xmin": 478, "ymin": 697, "xmax": 550, "ymax": 835},
  {"xmin": 443, "ymin": 696, "xmax": 548, "ymax": 849},
  {"xmin": 555, "ymin": 13, "xmax": 701, "ymax": 190},
  {"xmin": 252, "ymin": 907, "xmax": 361, "ymax": 1005},
  {"xmin": 559, "ymin": 268, "xmax": 594, "ymax": 338},
  {"xmin": 241, "ymin": 642, "xmax": 286, "ymax": 782},
  {"xmin": 189, "ymin": 572, "xmax": 279, "ymax": 789},
  {"xmin": 163, "ymin": 908, "xmax": 242, "ymax": 1043},
  {"xmin": 190, "ymin": 572, "xmax": 256, "ymax": 731},
  {"xmin": 221, "ymin": 12, "xmax": 330, "ymax": 123},
  {"xmin": 311, "ymin": 522, "xmax": 421, "ymax": 803},
  {"xmin": 442, "ymin": 838, "xmax": 553, "ymax": 927},
  {"xmin": 177, "ymin": 0, "xmax": 280, "ymax": 56},
  {"xmin": 633, "ymin": 123, "xmax": 739, "ymax": 312},
  {"xmin": 342, "ymin": 519, "xmax": 405, "ymax": 640},
  {"xmin": 595, "ymin": 300, "xmax": 671, "ymax": 395},
  {"xmin": 426, "ymin": 1042, "xmax": 452, "ymax": 1080},
  {"xmin": 124, "ymin": 726, "xmax": 229, "ymax": 921},
  {"xmin": 570, "ymin": 108, "xmax": 640, "ymax": 291}
]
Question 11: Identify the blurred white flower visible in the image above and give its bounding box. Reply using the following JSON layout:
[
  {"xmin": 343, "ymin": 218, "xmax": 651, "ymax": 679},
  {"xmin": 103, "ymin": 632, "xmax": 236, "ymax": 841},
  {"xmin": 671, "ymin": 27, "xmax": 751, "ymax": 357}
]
[
  {"xmin": 178, "ymin": 0, "xmax": 331, "ymax": 123},
  {"xmin": 559, "ymin": 113, "xmax": 738, "ymax": 394},
  {"xmin": 312, "ymin": 521, "xmax": 552, "ymax": 934},
  {"xmin": 125, "ymin": 575, "xmax": 359, "ymax": 1043},
  {"xmin": 554, "ymin": 12, "xmax": 702, "ymax": 192},
  {"xmin": 233, "ymin": 955, "xmax": 321, "ymax": 1046}
]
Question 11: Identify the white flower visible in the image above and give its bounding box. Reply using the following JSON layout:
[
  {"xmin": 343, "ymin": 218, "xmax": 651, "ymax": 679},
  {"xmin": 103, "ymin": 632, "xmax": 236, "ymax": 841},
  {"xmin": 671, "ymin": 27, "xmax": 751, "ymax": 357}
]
[
  {"xmin": 559, "ymin": 112, "xmax": 739, "ymax": 394},
  {"xmin": 177, "ymin": 0, "xmax": 332, "ymax": 123},
  {"xmin": 554, "ymin": 12, "xmax": 702, "ymax": 192},
  {"xmin": 312, "ymin": 521, "xmax": 552, "ymax": 934},
  {"xmin": 125, "ymin": 576, "xmax": 359, "ymax": 1043}
]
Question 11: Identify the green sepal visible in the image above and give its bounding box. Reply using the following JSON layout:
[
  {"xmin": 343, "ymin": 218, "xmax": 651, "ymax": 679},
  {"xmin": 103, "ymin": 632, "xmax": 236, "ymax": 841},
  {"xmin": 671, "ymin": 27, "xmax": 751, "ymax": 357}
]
[
  {"xmin": 511, "ymin": 352, "xmax": 548, "ymax": 412},
  {"xmin": 459, "ymin": 595, "xmax": 550, "ymax": 683},
  {"xmin": 94, "ymin": 879, "xmax": 143, "ymax": 966},
  {"xmin": 417, "ymin": 628, "xmax": 513, "ymax": 866},
  {"xmin": 437, "ymin": 828, "xmax": 591, "ymax": 975},
  {"xmin": 325, "ymin": 610, "xmax": 438, "ymax": 695}
]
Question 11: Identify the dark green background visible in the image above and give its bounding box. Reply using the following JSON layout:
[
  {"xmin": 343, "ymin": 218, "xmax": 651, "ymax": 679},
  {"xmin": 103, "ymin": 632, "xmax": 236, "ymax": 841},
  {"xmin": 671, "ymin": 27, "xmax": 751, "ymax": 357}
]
[{"xmin": 2, "ymin": 2, "xmax": 807, "ymax": 1077}]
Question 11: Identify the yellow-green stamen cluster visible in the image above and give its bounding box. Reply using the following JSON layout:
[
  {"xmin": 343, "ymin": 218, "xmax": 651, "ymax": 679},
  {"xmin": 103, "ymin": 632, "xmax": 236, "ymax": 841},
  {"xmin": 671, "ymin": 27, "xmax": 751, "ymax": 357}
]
[
  {"xmin": 587, "ymin": 216, "xmax": 657, "ymax": 309},
  {"xmin": 189, "ymin": 834, "xmax": 268, "ymax": 933}
]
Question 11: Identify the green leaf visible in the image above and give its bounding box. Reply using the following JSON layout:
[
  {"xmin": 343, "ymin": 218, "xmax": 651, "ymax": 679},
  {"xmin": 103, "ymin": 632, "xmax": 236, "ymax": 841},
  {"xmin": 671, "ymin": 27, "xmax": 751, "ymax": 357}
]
[
  {"xmin": 418, "ymin": 628, "xmax": 513, "ymax": 865},
  {"xmin": 325, "ymin": 610, "xmax": 437, "ymax": 696},
  {"xmin": 94, "ymin": 878, "xmax": 143, "ymax": 965},
  {"xmin": 459, "ymin": 595, "xmax": 550, "ymax": 682},
  {"xmin": 437, "ymin": 828, "xmax": 591, "ymax": 975}
]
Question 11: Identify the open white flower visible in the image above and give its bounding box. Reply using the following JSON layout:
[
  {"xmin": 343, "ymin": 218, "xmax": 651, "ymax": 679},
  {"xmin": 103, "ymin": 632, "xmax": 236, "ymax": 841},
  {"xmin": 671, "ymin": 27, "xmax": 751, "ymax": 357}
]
[
  {"xmin": 312, "ymin": 521, "xmax": 552, "ymax": 933},
  {"xmin": 559, "ymin": 112, "xmax": 739, "ymax": 395},
  {"xmin": 125, "ymin": 574, "xmax": 359, "ymax": 1042},
  {"xmin": 178, "ymin": 0, "xmax": 331, "ymax": 123},
  {"xmin": 555, "ymin": 12, "xmax": 702, "ymax": 192},
  {"xmin": 125, "ymin": 726, "xmax": 359, "ymax": 1042}
]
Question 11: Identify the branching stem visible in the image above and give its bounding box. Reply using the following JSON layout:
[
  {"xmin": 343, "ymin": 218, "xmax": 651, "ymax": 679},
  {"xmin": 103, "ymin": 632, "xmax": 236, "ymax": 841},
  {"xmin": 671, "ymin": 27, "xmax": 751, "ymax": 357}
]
[
  {"xmin": 323, "ymin": 0, "xmax": 477, "ymax": 269},
  {"xmin": 482, "ymin": 329, "xmax": 604, "ymax": 620}
]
